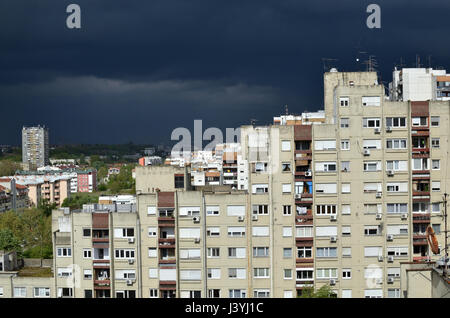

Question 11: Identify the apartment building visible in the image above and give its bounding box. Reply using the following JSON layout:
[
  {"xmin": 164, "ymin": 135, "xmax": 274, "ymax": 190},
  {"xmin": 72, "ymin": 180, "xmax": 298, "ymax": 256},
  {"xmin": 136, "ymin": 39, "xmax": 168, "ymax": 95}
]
[
  {"xmin": 0, "ymin": 178, "xmax": 29, "ymax": 211},
  {"xmin": 22, "ymin": 125, "xmax": 49, "ymax": 170}
]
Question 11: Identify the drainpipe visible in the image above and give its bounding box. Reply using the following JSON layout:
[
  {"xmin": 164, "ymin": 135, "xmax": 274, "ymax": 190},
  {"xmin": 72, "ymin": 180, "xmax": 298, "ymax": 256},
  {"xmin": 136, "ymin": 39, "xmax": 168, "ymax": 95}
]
[{"xmin": 136, "ymin": 205, "xmax": 142, "ymax": 298}]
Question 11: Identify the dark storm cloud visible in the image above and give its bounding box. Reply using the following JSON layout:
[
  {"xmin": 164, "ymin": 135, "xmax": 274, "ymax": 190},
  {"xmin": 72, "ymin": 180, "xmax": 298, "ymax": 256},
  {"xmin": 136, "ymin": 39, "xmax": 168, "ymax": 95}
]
[{"xmin": 0, "ymin": 0, "xmax": 449, "ymax": 145}]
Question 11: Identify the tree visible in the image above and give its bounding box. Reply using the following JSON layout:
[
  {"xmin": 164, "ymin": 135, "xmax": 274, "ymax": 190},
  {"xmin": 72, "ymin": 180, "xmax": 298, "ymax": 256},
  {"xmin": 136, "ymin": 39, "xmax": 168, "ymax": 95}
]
[
  {"xmin": 62, "ymin": 193, "xmax": 99, "ymax": 210},
  {"xmin": 97, "ymin": 166, "xmax": 108, "ymax": 182},
  {"xmin": 0, "ymin": 229, "xmax": 22, "ymax": 254},
  {"xmin": 298, "ymin": 285, "xmax": 337, "ymax": 298},
  {"xmin": 38, "ymin": 199, "xmax": 57, "ymax": 217},
  {"xmin": 0, "ymin": 160, "xmax": 21, "ymax": 176}
]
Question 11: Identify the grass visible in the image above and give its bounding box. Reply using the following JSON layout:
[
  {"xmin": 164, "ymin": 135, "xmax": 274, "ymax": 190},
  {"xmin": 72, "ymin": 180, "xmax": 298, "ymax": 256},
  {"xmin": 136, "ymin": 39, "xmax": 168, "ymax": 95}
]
[{"xmin": 18, "ymin": 267, "xmax": 53, "ymax": 277}]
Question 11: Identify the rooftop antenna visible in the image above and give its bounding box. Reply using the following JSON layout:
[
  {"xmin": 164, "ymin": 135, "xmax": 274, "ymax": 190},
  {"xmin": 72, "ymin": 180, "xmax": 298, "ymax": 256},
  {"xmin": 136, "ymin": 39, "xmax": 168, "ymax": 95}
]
[
  {"xmin": 363, "ymin": 55, "xmax": 378, "ymax": 72},
  {"xmin": 416, "ymin": 54, "xmax": 421, "ymax": 68},
  {"xmin": 427, "ymin": 55, "xmax": 432, "ymax": 69},
  {"xmin": 250, "ymin": 119, "xmax": 258, "ymax": 127},
  {"xmin": 285, "ymin": 104, "xmax": 289, "ymax": 115},
  {"xmin": 356, "ymin": 51, "xmax": 368, "ymax": 70}
]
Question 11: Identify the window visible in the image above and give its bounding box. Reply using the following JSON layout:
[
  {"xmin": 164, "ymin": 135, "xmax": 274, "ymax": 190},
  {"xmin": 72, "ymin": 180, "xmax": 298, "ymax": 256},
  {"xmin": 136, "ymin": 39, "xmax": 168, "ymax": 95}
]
[
  {"xmin": 282, "ymin": 183, "xmax": 291, "ymax": 193},
  {"xmin": 57, "ymin": 247, "xmax": 72, "ymax": 257},
  {"xmin": 83, "ymin": 269, "xmax": 92, "ymax": 280},
  {"xmin": 180, "ymin": 270, "xmax": 202, "ymax": 281},
  {"xmin": 283, "ymin": 248, "xmax": 292, "ymax": 258},
  {"xmin": 114, "ymin": 228, "xmax": 134, "ymax": 238},
  {"xmin": 363, "ymin": 118, "xmax": 380, "ymax": 128},
  {"xmin": 252, "ymin": 205, "xmax": 268, "ymax": 215},
  {"xmin": 148, "ymin": 248, "xmax": 157, "ymax": 258},
  {"xmin": 253, "ymin": 268, "xmax": 270, "ymax": 278},
  {"xmin": 206, "ymin": 206, "xmax": 220, "ymax": 216},
  {"xmin": 228, "ymin": 227, "xmax": 245, "ymax": 237},
  {"xmin": 362, "ymin": 96, "xmax": 381, "ymax": 106},
  {"xmin": 342, "ymin": 183, "xmax": 351, "ymax": 193},
  {"xmin": 83, "ymin": 228, "xmax": 91, "ymax": 237},
  {"xmin": 116, "ymin": 290, "xmax": 136, "ymax": 298},
  {"xmin": 432, "ymin": 224, "xmax": 441, "ymax": 235},
  {"xmin": 432, "ymin": 160, "xmax": 440, "ymax": 170},
  {"xmin": 282, "ymin": 163, "xmax": 292, "ymax": 172},
  {"xmin": 174, "ymin": 175, "xmax": 184, "ymax": 188},
  {"xmin": 227, "ymin": 205, "xmax": 246, "ymax": 216},
  {"xmin": 253, "ymin": 162, "xmax": 268, "ymax": 173},
  {"xmin": 386, "ymin": 139, "xmax": 407, "ymax": 149},
  {"xmin": 228, "ymin": 247, "xmax": 246, "ymax": 258},
  {"xmin": 387, "ymin": 203, "xmax": 408, "ymax": 214},
  {"xmin": 115, "ymin": 249, "xmax": 135, "ymax": 259},
  {"xmin": 316, "ymin": 268, "xmax": 338, "ymax": 279},
  {"xmin": 208, "ymin": 289, "xmax": 220, "ymax": 298},
  {"xmin": 340, "ymin": 97, "xmax": 349, "ymax": 107},
  {"xmin": 341, "ymin": 161, "xmax": 350, "ymax": 172},
  {"xmin": 149, "ymin": 289, "xmax": 158, "ymax": 298},
  {"xmin": 341, "ymin": 205, "xmax": 351, "ymax": 215},
  {"xmin": 388, "ymin": 289, "xmax": 401, "ymax": 298},
  {"xmin": 296, "ymin": 269, "xmax": 314, "ymax": 281},
  {"xmin": 412, "ymin": 117, "xmax": 428, "ymax": 127},
  {"xmin": 386, "ymin": 117, "xmax": 406, "ymax": 128},
  {"xmin": 179, "ymin": 227, "xmax": 201, "ymax": 239},
  {"xmin": 281, "ymin": 141, "xmax": 291, "ymax": 151},
  {"xmin": 340, "ymin": 140, "xmax": 350, "ymax": 150},
  {"xmin": 364, "ymin": 161, "xmax": 381, "ymax": 172},
  {"xmin": 296, "ymin": 226, "xmax": 313, "ymax": 238},
  {"xmin": 315, "ymin": 183, "xmax": 337, "ymax": 194},
  {"xmin": 386, "ymin": 182, "xmax": 408, "ymax": 193},
  {"xmin": 84, "ymin": 290, "xmax": 93, "ymax": 298},
  {"xmin": 386, "ymin": 160, "xmax": 408, "ymax": 171},
  {"xmin": 282, "ymin": 227, "xmax": 292, "ymax": 237},
  {"xmin": 432, "ymin": 181, "xmax": 441, "ymax": 192},
  {"xmin": 364, "ymin": 247, "xmax": 383, "ymax": 257},
  {"xmin": 284, "ymin": 269, "xmax": 293, "ymax": 279},
  {"xmin": 314, "ymin": 140, "xmax": 336, "ymax": 151},
  {"xmin": 252, "ymin": 184, "xmax": 269, "ymax": 194},
  {"xmin": 387, "ymin": 225, "xmax": 408, "ymax": 236},
  {"xmin": 342, "ymin": 269, "xmax": 351, "ymax": 279},
  {"xmin": 229, "ymin": 289, "xmax": 246, "ymax": 298},
  {"xmin": 34, "ymin": 287, "xmax": 50, "ymax": 298},
  {"xmin": 148, "ymin": 227, "xmax": 157, "ymax": 237},
  {"xmin": 432, "ymin": 203, "xmax": 441, "ymax": 213},
  {"xmin": 431, "ymin": 116, "xmax": 440, "ymax": 127},
  {"xmin": 228, "ymin": 268, "xmax": 246, "ymax": 279},
  {"xmin": 297, "ymin": 246, "xmax": 312, "ymax": 258},
  {"xmin": 387, "ymin": 246, "xmax": 409, "ymax": 257},
  {"xmin": 387, "ymin": 268, "xmax": 401, "ymax": 278},
  {"xmin": 316, "ymin": 226, "xmax": 338, "ymax": 237},
  {"xmin": 83, "ymin": 249, "xmax": 92, "ymax": 259},
  {"xmin": 342, "ymin": 247, "xmax": 352, "ymax": 257},
  {"xmin": 0, "ymin": 287, "xmax": 3, "ymax": 297},
  {"xmin": 207, "ymin": 247, "xmax": 220, "ymax": 258},
  {"xmin": 116, "ymin": 270, "xmax": 136, "ymax": 280},
  {"xmin": 179, "ymin": 206, "xmax": 201, "ymax": 217},
  {"xmin": 342, "ymin": 290, "xmax": 352, "ymax": 298},
  {"xmin": 364, "ymin": 225, "xmax": 381, "ymax": 236},
  {"xmin": 283, "ymin": 205, "xmax": 292, "ymax": 215},
  {"xmin": 207, "ymin": 268, "xmax": 221, "ymax": 279},
  {"xmin": 14, "ymin": 287, "xmax": 26, "ymax": 298},
  {"xmin": 316, "ymin": 247, "xmax": 337, "ymax": 258},
  {"xmin": 363, "ymin": 139, "xmax": 382, "ymax": 150},
  {"xmin": 431, "ymin": 138, "xmax": 440, "ymax": 148},
  {"xmin": 57, "ymin": 268, "xmax": 72, "ymax": 278},
  {"xmin": 179, "ymin": 249, "xmax": 201, "ymax": 260},
  {"xmin": 147, "ymin": 206, "xmax": 156, "ymax": 215},
  {"xmin": 342, "ymin": 226, "xmax": 351, "ymax": 236},
  {"xmin": 364, "ymin": 182, "xmax": 382, "ymax": 193},
  {"xmin": 179, "ymin": 290, "xmax": 201, "ymax": 298},
  {"xmin": 253, "ymin": 226, "xmax": 269, "ymax": 237},
  {"xmin": 206, "ymin": 227, "xmax": 220, "ymax": 237},
  {"xmin": 340, "ymin": 118, "xmax": 349, "ymax": 128},
  {"xmin": 253, "ymin": 247, "xmax": 269, "ymax": 257},
  {"xmin": 364, "ymin": 289, "xmax": 383, "ymax": 298},
  {"xmin": 315, "ymin": 162, "xmax": 337, "ymax": 172}
]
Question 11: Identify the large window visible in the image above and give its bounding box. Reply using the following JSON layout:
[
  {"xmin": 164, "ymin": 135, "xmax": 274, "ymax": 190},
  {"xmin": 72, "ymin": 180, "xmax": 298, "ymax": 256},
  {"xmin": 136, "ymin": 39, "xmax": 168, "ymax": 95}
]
[
  {"xmin": 363, "ymin": 118, "xmax": 381, "ymax": 128},
  {"xmin": 316, "ymin": 247, "xmax": 337, "ymax": 258},
  {"xmin": 386, "ymin": 117, "xmax": 406, "ymax": 128},
  {"xmin": 386, "ymin": 139, "xmax": 407, "ymax": 149},
  {"xmin": 316, "ymin": 268, "xmax": 338, "ymax": 279}
]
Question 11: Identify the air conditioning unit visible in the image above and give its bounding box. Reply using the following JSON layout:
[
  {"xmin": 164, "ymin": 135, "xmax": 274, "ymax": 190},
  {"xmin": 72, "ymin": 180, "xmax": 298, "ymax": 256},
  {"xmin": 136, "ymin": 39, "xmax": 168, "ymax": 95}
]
[
  {"xmin": 376, "ymin": 191, "xmax": 382, "ymax": 198},
  {"xmin": 364, "ymin": 149, "xmax": 371, "ymax": 156},
  {"xmin": 401, "ymin": 213, "xmax": 408, "ymax": 220},
  {"xmin": 387, "ymin": 170, "xmax": 394, "ymax": 176},
  {"xmin": 330, "ymin": 236, "xmax": 337, "ymax": 243},
  {"xmin": 378, "ymin": 255, "xmax": 384, "ymax": 262},
  {"xmin": 295, "ymin": 194, "xmax": 302, "ymax": 199},
  {"xmin": 387, "ymin": 277, "xmax": 394, "ymax": 284},
  {"xmin": 252, "ymin": 215, "xmax": 258, "ymax": 221},
  {"xmin": 374, "ymin": 128, "xmax": 381, "ymax": 134},
  {"xmin": 386, "ymin": 126, "xmax": 392, "ymax": 132},
  {"xmin": 194, "ymin": 237, "xmax": 201, "ymax": 243},
  {"xmin": 330, "ymin": 215, "xmax": 337, "ymax": 221},
  {"xmin": 238, "ymin": 216, "xmax": 245, "ymax": 222},
  {"xmin": 193, "ymin": 216, "xmax": 200, "ymax": 223},
  {"xmin": 128, "ymin": 237, "xmax": 135, "ymax": 243},
  {"xmin": 388, "ymin": 256, "xmax": 394, "ymax": 263},
  {"xmin": 128, "ymin": 259, "xmax": 135, "ymax": 264},
  {"xmin": 329, "ymin": 279, "xmax": 336, "ymax": 285},
  {"xmin": 376, "ymin": 213, "xmax": 382, "ymax": 220},
  {"xmin": 387, "ymin": 234, "xmax": 394, "ymax": 241},
  {"xmin": 305, "ymin": 171, "xmax": 312, "ymax": 177},
  {"xmin": 126, "ymin": 279, "xmax": 134, "ymax": 286}
]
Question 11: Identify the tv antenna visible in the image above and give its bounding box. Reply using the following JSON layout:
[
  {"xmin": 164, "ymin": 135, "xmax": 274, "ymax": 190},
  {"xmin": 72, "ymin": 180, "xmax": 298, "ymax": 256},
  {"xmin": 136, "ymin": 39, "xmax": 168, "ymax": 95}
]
[{"xmin": 363, "ymin": 55, "xmax": 378, "ymax": 72}]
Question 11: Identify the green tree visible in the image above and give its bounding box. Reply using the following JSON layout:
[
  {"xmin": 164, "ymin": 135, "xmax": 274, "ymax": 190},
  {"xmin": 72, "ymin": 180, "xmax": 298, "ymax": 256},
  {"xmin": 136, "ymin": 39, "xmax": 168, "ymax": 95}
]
[
  {"xmin": 62, "ymin": 193, "xmax": 99, "ymax": 210},
  {"xmin": 298, "ymin": 285, "xmax": 337, "ymax": 298},
  {"xmin": 0, "ymin": 229, "xmax": 22, "ymax": 254},
  {"xmin": 0, "ymin": 160, "xmax": 21, "ymax": 176}
]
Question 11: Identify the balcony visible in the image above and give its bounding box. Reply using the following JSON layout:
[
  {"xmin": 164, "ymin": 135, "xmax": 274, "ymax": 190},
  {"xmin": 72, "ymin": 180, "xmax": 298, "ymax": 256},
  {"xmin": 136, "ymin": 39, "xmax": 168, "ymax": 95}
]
[
  {"xmin": 296, "ymin": 214, "xmax": 313, "ymax": 225},
  {"xmin": 94, "ymin": 279, "xmax": 111, "ymax": 289},
  {"xmin": 159, "ymin": 258, "xmax": 177, "ymax": 265},
  {"xmin": 92, "ymin": 237, "xmax": 109, "ymax": 243},
  {"xmin": 158, "ymin": 238, "xmax": 176, "ymax": 247},
  {"xmin": 296, "ymin": 258, "xmax": 314, "ymax": 264},
  {"xmin": 413, "ymin": 213, "xmax": 431, "ymax": 223}
]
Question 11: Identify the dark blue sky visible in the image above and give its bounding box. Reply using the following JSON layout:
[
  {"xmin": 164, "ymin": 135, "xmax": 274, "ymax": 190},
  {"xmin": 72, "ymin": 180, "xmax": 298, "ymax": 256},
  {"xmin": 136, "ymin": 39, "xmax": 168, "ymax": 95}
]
[{"xmin": 1, "ymin": 0, "xmax": 449, "ymax": 145}]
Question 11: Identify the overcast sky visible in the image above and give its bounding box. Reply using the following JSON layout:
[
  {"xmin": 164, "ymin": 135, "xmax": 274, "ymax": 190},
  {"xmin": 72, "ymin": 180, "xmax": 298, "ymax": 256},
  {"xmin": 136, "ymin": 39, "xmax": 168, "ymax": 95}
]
[{"xmin": 1, "ymin": 0, "xmax": 449, "ymax": 145}]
